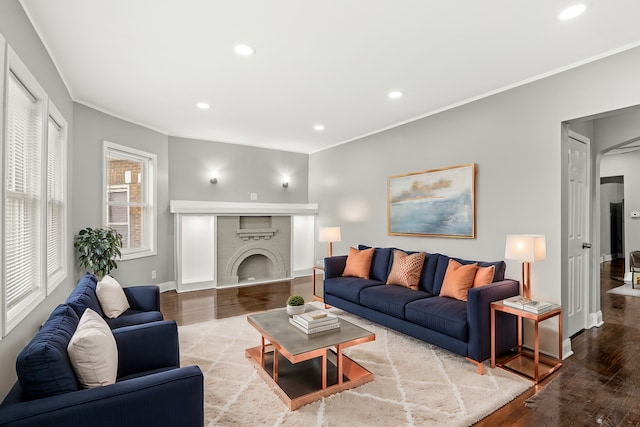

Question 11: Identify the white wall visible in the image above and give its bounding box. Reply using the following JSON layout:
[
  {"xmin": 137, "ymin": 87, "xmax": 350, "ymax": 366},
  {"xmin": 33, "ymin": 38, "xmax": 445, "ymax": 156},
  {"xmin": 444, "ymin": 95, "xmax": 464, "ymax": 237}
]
[
  {"xmin": 0, "ymin": 0, "xmax": 75, "ymax": 399},
  {"xmin": 310, "ymin": 46, "xmax": 640, "ymax": 356},
  {"xmin": 601, "ymin": 152, "xmax": 640, "ymax": 269}
]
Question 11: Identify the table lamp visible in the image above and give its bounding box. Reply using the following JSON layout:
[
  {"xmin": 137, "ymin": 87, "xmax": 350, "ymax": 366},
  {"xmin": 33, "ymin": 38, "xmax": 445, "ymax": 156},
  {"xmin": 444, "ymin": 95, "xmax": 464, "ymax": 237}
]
[
  {"xmin": 505, "ymin": 234, "xmax": 546, "ymax": 299},
  {"xmin": 319, "ymin": 227, "xmax": 341, "ymax": 257}
]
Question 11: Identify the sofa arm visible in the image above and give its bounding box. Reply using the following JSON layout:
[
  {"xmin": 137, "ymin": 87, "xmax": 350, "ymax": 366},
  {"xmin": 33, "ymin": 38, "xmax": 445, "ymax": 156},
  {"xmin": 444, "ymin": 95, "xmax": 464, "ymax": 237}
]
[
  {"xmin": 324, "ymin": 255, "xmax": 348, "ymax": 279},
  {"xmin": 0, "ymin": 366, "xmax": 203, "ymax": 427},
  {"xmin": 123, "ymin": 285, "xmax": 160, "ymax": 312},
  {"xmin": 113, "ymin": 321, "xmax": 180, "ymax": 378},
  {"xmin": 466, "ymin": 279, "xmax": 519, "ymax": 363}
]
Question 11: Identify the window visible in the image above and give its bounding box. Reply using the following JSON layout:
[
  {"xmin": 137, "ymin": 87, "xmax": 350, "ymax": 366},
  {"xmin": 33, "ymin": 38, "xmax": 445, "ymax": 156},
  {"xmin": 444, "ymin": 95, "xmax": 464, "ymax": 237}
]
[
  {"xmin": 3, "ymin": 47, "xmax": 47, "ymax": 334},
  {"xmin": 103, "ymin": 142, "xmax": 156, "ymax": 259},
  {"xmin": 46, "ymin": 104, "xmax": 67, "ymax": 293},
  {"xmin": 0, "ymin": 44, "xmax": 67, "ymax": 337}
]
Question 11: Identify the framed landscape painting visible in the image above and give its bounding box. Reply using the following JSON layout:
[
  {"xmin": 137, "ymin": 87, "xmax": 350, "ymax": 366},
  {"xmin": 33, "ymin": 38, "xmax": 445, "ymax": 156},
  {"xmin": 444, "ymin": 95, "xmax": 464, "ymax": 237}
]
[{"xmin": 388, "ymin": 163, "xmax": 476, "ymax": 238}]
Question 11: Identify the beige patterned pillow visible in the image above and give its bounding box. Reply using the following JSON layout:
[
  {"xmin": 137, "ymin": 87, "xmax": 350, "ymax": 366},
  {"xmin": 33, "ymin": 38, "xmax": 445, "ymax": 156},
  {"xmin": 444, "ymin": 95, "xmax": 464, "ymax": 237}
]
[{"xmin": 386, "ymin": 250, "xmax": 426, "ymax": 290}]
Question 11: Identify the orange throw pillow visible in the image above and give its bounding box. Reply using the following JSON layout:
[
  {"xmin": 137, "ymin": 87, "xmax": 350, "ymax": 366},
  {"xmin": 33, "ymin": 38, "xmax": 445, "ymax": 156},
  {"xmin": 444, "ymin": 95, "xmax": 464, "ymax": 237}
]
[
  {"xmin": 439, "ymin": 259, "xmax": 478, "ymax": 301},
  {"xmin": 386, "ymin": 250, "xmax": 426, "ymax": 290},
  {"xmin": 472, "ymin": 265, "xmax": 495, "ymax": 287},
  {"xmin": 342, "ymin": 247, "xmax": 375, "ymax": 279}
]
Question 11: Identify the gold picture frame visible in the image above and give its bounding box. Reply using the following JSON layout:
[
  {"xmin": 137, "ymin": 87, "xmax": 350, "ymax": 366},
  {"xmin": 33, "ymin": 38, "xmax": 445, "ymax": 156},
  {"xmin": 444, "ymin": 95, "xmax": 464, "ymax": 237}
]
[{"xmin": 387, "ymin": 163, "xmax": 476, "ymax": 238}]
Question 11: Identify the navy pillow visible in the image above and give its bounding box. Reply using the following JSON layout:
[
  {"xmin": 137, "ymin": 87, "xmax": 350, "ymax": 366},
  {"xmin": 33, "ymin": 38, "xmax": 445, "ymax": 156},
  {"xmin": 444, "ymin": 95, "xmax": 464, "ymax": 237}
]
[
  {"xmin": 16, "ymin": 305, "xmax": 80, "ymax": 400},
  {"xmin": 358, "ymin": 245, "xmax": 393, "ymax": 282},
  {"xmin": 66, "ymin": 273, "xmax": 105, "ymax": 318}
]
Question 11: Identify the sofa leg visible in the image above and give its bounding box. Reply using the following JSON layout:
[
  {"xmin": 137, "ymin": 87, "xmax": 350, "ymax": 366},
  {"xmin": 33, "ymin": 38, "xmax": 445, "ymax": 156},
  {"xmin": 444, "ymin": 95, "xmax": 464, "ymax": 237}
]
[{"xmin": 466, "ymin": 357, "xmax": 483, "ymax": 375}]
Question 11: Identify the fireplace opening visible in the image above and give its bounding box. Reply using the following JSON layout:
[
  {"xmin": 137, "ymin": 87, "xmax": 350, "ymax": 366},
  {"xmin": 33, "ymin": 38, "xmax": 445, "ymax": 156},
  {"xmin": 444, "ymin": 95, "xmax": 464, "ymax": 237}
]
[{"xmin": 237, "ymin": 254, "xmax": 272, "ymax": 283}]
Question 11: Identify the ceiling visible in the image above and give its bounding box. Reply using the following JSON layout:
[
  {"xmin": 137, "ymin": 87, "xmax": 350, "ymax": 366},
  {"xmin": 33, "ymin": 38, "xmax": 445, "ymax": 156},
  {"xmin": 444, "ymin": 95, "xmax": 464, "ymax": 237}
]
[{"xmin": 20, "ymin": 1, "xmax": 640, "ymax": 154}]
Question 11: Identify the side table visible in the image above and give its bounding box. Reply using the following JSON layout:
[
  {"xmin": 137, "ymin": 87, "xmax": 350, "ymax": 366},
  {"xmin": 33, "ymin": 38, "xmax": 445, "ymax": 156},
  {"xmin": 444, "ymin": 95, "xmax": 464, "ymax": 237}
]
[
  {"xmin": 491, "ymin": 300, "xmax": 563, "ymax": 384},
  {"xmin": 312, "ymin": 264, "xmax": 324, "ymax": 302}
]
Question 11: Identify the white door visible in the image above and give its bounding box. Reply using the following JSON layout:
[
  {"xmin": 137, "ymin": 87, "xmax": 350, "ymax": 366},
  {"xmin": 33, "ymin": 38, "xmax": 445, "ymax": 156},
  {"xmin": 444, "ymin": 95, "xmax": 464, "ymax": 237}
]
[{"xmin": 567, "ymin": 130, "xmax": 590, "ymax": 337}]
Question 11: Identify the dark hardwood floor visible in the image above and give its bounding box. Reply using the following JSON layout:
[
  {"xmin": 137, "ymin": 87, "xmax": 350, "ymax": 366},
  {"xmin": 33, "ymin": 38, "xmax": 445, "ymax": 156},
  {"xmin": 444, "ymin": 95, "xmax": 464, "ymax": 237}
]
[
  {"xmin": 160, "ymin": 261, "xmax": 640, "ymax": 425},
  {"xmin": 476, "ymin": 259, "xmax": 640, "ymax": 426}
]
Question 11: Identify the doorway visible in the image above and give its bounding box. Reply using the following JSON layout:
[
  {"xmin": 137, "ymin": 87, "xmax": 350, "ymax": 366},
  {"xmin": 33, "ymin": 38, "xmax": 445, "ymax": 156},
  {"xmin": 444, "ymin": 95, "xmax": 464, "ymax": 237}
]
[{"xmin": 600, "ymin": 176, "xmax": 624, "ymax": 263}]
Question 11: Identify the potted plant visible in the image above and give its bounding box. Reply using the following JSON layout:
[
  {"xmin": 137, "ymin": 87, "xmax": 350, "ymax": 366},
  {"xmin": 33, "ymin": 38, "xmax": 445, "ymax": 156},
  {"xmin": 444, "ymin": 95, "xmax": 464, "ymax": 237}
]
[
  {"xmin": 74, "ymin": 227, "xmax": 123, "ymax": 278},
  {"xmin": 286, "ymin": 295, "xmax": 305, "ymax": 315}
]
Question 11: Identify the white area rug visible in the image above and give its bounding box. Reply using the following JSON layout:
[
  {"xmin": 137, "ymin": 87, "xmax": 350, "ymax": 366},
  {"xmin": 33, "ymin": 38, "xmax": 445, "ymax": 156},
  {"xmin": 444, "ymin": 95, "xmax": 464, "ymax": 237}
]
[
  {"xmin": 178, "ymin": 306, "xmax": 531, "ymax": 427},
  {"xmin": 607, "ymin": 282, "xmax": 640, "ymax": 297}
]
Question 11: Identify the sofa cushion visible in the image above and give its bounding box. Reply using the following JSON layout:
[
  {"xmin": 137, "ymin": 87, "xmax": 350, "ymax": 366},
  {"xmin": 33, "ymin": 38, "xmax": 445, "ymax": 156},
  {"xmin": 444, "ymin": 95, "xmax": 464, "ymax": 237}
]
[
  {"xmin": 386, "ymin": 250, "xmax": 426, "ymax": 290},
  {"xmin": 418, "ymin": 253, "xmax": 440, "ymax": 293},
  {"xmin": 452, "ymin": 256, "xmax": 506, "ymax": 282},
  {"xmin": 324, "ymin": 277, "xmax": 383, "ymax": 304},
  {"xmin": 67, "ymin": 308, "xmax": 118, "ymax": 388},
  {"xmin": 432, "ymin": 255, "xmax": 506, "ymax": 295},
  {"xmin": 473, "ymin": 265, "xmax": 496, "ymax": 287},
  {"xmin": 105, "ymin": 309, "xmax": 164, "ymax": 329},
  {"xmin": 66, "ymin": 273, "xmax": 105, "ymax": 319},
  {"xmin": 405, "ymin": 297, "xmax": 469, "ymax": 341},
  {"xmin": 360, "ymin": 285, "xmax": 432, "ymax": 319},
  {"xmin": 97, "ymin": 275, "xmax": 130, "ymax": 318},
  {"xmin": 439, "ymin": 259, "xmax": 478, "ymax": 301},
  {"xmin": 16, "ymin": 305, "xmax": 80, "ymax": 400},
  {"xmin": 343, "ymin": 247, "xmax": 375, "ymax": 279},
  {"xmin": 358, "ymin": 245, "xmax": 394, "ymax": 282}
]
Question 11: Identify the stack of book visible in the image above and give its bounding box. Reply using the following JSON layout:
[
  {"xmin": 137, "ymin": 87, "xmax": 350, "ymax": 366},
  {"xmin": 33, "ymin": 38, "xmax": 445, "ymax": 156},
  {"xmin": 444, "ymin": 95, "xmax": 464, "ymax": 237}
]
[
  {"xmin": 289, "ymin": 310, "xmax": 340, "ymax": 334},
  {"xmin": 522, "ymin": 300, "xmax": 553, "ymax": 314},
  {"xmin": 503, "ymin": 296, "xmax": 553, "ymax": 314}
]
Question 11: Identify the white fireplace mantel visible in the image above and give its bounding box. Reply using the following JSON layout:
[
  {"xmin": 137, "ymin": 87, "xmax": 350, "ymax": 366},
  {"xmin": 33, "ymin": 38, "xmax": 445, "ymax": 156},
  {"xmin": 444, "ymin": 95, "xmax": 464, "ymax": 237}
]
[
  {"xmin": 171, "ymin": 200, "xmax": 317, "ymax": 292},
  {"xmin": 170, "ymin": 200, "xmax": 318, "ymax": 215}
]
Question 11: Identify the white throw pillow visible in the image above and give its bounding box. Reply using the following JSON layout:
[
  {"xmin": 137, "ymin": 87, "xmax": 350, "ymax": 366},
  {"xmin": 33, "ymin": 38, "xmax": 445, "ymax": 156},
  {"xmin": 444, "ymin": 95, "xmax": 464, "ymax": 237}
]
[
  {"xmin": 96, "ymin": 275, "xmax": 130, "ymax": 318},
  {"xmin": 67, "ymin": 308, "xmax": 118, "ymax": 388}
]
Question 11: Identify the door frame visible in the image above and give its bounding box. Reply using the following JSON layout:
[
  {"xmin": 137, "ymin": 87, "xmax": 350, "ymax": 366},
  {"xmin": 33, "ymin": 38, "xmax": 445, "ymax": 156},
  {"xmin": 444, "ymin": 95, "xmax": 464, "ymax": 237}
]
[{"xmin": 561, "ymin": 126, "xmax": 602, "ymax": 359}]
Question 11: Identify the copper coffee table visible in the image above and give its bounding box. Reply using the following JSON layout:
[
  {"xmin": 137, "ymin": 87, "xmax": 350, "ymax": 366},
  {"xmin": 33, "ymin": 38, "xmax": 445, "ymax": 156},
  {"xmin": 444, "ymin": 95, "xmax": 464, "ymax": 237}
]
[{"xmin": 246, "ymin": 305, "xmax": 375, "ymax": 410}]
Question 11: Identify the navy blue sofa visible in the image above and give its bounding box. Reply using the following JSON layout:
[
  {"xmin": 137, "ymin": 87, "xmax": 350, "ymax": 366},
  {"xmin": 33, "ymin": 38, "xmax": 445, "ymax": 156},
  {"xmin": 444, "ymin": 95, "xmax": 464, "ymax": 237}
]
[
  {"xmin": 323, "ymin": 245, "xmax": 519, "ymax": 372},
  {"xmin": 66, "ymin": 273, "xmax": 164, "ymax": 329},
  {"xmin": 0, "ymin": 304, "xmax": 203, "ymax": 427}
]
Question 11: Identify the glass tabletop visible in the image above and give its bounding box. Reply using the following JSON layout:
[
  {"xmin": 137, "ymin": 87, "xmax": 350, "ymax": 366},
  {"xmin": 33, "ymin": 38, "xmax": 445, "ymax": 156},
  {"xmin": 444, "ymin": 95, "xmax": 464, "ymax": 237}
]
[{"xmin": 247, "ymin": 305, "xmax": 374, "ymax": 356}]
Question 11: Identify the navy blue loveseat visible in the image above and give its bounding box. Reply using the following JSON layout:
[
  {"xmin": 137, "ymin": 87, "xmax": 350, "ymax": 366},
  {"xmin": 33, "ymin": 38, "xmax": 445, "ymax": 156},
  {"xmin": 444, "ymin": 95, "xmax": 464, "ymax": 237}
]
[
  {"xmin": 66, "ymin": 273, "xmax": 164, "ymax": 329},
  {"xmin": 324, "ymin": 245, "xmax": 519, "ymax": 372},
  {"xmin": 0, "ymin": 305, "xmax": 203, "ymax": 427}
]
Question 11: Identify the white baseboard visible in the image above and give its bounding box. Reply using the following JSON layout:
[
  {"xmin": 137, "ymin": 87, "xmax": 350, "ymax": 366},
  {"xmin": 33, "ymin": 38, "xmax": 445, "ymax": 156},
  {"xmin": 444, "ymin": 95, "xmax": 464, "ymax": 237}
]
[
  {"xmin": 587, "ymin": 311, "xmax": 604, "ymax": 328},
  {"xmin": 562, "ymin": 338, "xmax": 574, "ymax": 360},
  {"xmin": 158, "ymin": 281, "xmax": 176, "ymax": 293},
  {"xmin": 600, "ymin": 254, "xmax": 613, "ymax": 263}
]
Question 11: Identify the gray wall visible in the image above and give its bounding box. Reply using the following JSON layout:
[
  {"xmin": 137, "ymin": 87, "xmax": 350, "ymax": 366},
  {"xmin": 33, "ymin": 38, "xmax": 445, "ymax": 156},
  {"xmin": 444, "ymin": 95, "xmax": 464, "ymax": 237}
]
[
  {"xmin": 601, "ymin": 152, "xmax": 640, "ymax": 269},
  {"xmin": 73, "ymin": 103, "xmax": 172, "ymax": 285},
  {"xmin": 0, "ymin": 0, "xmax": 75, "ymax": 398},
  {"xmin": 168, "ymin": 136, "xmax": 308, "ymax": 203},
  {"xmin": 310, "ymin": 46, "xmax": 640, "ymax": 319}
]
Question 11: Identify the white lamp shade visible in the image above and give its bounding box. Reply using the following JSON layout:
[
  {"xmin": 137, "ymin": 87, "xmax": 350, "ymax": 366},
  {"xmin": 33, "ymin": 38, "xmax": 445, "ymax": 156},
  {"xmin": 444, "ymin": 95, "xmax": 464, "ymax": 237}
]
[
  {"xmin": 319, "ymin": 227, "xmax": 341, "ymax": 243},
  {"xmin": 505, "ymin": 234, "xmax": 546, "ymax": 262}
]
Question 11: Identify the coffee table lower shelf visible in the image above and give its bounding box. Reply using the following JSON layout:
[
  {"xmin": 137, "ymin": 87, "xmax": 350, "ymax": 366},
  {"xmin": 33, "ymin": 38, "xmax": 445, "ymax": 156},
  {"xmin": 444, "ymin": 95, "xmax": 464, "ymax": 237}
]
[{"xmin": 245, "ymin": 346, "xmax": 373, "ymax": 410}]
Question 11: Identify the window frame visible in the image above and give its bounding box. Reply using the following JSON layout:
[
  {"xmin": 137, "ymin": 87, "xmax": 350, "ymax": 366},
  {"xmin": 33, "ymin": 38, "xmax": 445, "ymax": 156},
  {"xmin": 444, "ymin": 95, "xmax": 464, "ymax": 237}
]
[
  {"xmin": 102, "ymin": 141, "xmax": 157, "ymax": 260},
  {"xmin": 45, "ymin": 102, "xmax": 67, "ymax": 294},
  {"xmin": 1, "ymin": 45, "xmax": 49, "ymax": 336}
]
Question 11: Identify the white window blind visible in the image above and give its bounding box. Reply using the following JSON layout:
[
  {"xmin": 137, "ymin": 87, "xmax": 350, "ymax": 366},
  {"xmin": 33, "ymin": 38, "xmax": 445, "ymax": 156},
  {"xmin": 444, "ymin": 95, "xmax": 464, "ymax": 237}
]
[
  {"xmin": 5, "ymin": 70, "xmax": 43, "ymax": 314},
  {"xmin": 46, "ymin": 111, "xmax": 66, "ymax": 290}
]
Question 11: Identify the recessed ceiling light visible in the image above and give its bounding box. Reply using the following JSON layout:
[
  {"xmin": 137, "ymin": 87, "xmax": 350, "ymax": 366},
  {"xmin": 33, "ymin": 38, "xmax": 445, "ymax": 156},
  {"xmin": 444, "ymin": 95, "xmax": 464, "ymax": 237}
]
[
  {"xmin": 388, "ymin": 91, "xmax": 403, "ymax": 99},
  {"xmin": 234, "ymin": 44, "xmax": 255, "ymax": 56},
  {"xmin": 196, "ymin": 102, "xmax": 210, "ymax": 110},
  {"xmin": 313, "ymin": 124, "xmax": 325, "ymax": 131},
  {"xmin": 558, "ymin": 4, "xmax": 587, "ymax": 20}
]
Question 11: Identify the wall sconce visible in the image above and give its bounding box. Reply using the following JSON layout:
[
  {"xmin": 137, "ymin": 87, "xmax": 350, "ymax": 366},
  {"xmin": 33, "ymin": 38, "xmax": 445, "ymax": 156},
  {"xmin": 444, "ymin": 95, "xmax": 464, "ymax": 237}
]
[
  {"xmin": 209, "ymin": 170, "xmax": 219, "ymax": 184},
  {"xmin": 282, "ymin": 176, "xmax": 290, "ymax": 188}
]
